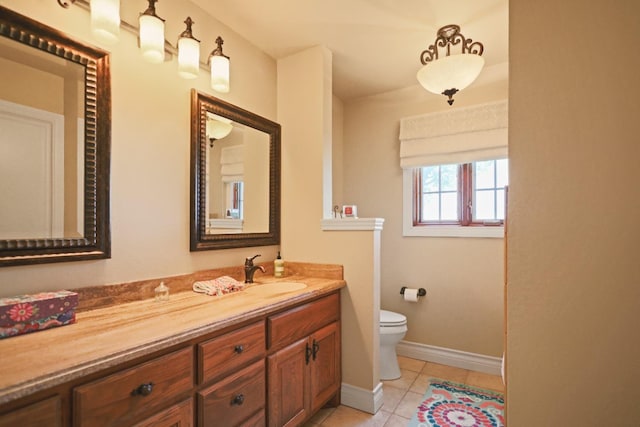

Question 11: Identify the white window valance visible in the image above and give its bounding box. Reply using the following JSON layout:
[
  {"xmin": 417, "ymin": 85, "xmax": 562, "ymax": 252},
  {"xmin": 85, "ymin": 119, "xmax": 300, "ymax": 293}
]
[{"xmin": 399, "ymin": 100, "xmax": 508, "ymax": 168}]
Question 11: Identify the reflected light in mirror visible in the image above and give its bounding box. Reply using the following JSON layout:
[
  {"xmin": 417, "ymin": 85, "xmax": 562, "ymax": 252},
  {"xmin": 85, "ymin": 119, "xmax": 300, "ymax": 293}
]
[
  {"xmin": 206, "ymin": 115, "xmax": 233, "ymax": 141},
  {"xmin": 139, "ymin": 0, "xmax": 166, "ymax": 64},
  {"xmin": 90, "ymin": 0, "xmax": 120, "ymax": 45}
]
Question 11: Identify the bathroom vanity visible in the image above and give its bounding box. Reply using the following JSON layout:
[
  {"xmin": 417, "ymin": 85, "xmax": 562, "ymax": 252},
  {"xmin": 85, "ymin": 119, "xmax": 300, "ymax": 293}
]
[{"xmin": 0, "ymin": 269, "xmax": 345, "ymax": 427}]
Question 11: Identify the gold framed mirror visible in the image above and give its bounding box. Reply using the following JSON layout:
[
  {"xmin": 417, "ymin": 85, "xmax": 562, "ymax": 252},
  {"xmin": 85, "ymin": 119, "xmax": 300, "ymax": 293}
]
[
  {"xmin": 190, "ymin": 90, "xmax": 280, "ymax": 250},
  {"xmin": 0, "ymin": 6, "xmax": 111, "ymax": 267}
]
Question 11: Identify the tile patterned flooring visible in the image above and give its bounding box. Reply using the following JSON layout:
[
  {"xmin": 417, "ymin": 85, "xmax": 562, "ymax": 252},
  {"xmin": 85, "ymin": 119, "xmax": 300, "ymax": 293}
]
[{"xmin": 303, "ymin": 356, "xmax": 504, "ymax": 427}]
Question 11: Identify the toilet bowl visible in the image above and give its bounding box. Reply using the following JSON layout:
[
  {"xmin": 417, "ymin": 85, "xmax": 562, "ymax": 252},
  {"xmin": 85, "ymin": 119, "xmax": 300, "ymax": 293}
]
[{"xmin": 379, "ymin": 310, "xmax": 408, "ymax": 380}]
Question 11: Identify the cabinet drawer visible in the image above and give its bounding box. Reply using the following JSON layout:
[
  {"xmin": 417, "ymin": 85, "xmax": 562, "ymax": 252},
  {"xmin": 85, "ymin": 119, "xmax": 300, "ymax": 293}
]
[
  {"xmin": 0, "ymin": 396, "xmax": 61, "ymax": 427},
  {"xmin": 268, "ymin": 293, "xmax": 339, "ymax": 351},
  {"xmin": 74, "ymin": 347, "xmax": 193, "ymax": 427},
  {"xmin": 131, "ymin": 398, "xmax": 193, "ymax": 427},
  {"xmin": 198, "ymin": 359, "xmax": 265, "ymax": 427},
  {"xmin": 198, "ymin": 321, "xmax": 265, "ymax": 384}
]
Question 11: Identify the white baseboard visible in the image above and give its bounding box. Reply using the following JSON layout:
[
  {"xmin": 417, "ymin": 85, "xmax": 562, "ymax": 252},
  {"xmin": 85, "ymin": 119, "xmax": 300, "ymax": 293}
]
[
  {"xmin": 396, "ymin": 340, "xmax": 502, "ymax": 376},
  {"xmin": 340, "ymin": 381, "xmax": 384, "ymax": 414}
]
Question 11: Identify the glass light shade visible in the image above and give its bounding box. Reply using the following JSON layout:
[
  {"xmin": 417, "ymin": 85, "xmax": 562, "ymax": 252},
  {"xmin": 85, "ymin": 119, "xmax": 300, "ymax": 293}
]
[
  {"xmin": 139, "ymin": 14, "xmax": 165, "ymax": 64},
  {"xmin": 206, "ymin": 118, "xmax": 233, "ymax": 140},
  {"xmin": 178, "ymin": 37, "xmax": 200, "ymax": 79},
  {"xmin": 210, "ymin": 55, "xmax": 230, "ymax": 93},
  {"xmin": 416, "ymin": 54, "xmax": 485, "ymax": 95},
  {"xmin": 90, "ymin": 0, "xmax": 120, "ymax": 45}
]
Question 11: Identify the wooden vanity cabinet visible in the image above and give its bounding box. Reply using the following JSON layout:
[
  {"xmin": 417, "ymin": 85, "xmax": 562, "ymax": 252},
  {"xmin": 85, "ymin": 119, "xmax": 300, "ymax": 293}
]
[
  {"xmin": 0, "ymin": 289, "xmax": 342, "ymax": 427},
  {"xmin": 266, "ymin": 293, "xmax": 341, "ymax": 427}
]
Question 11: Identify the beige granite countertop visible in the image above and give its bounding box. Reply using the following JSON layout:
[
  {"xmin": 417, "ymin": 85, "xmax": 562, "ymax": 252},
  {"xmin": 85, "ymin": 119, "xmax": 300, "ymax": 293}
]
[{"xmin": 0, "ymin": 275, "xmax": 345, "ymax": 405}]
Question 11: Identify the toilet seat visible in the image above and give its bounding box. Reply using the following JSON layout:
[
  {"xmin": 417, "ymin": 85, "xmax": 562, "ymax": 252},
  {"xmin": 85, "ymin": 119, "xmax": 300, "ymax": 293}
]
[{"xmin": 380, "ymin": 310, "xmax": 407, "ymax": 327}]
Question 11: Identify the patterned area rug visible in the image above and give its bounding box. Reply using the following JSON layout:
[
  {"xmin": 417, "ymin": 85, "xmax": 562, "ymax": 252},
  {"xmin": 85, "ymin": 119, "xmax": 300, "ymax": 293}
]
[{"xmin": 408, "ymin": 378, "xmax": 504, "ymax": 427}]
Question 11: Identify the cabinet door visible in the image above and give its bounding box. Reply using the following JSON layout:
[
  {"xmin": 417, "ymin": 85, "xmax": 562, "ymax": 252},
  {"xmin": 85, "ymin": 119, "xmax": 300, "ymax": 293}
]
[
  {"xmin": 309, "ymin": 321, "xmax": 341, "ymax": 413},
  {"xmin": 267, "ymin": 337, "xmax": 310, "ymax": 427}
]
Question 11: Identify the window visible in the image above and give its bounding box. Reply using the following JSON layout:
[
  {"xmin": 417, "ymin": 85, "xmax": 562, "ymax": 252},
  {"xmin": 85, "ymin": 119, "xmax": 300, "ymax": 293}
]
[{"xmin": 415, "ymin": 159, "xmax": 508, "ymax": 227}]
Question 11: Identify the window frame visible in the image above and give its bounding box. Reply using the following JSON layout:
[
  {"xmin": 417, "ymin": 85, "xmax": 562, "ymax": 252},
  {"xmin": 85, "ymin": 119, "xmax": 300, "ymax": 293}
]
[{"xmin": 403, "ymin": 161, "xmax": 506, "ymax": 238}]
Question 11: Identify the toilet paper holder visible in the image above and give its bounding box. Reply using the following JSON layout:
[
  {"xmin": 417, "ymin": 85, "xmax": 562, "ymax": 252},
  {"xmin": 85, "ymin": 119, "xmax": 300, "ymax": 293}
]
[{"xmin": 400, "ymin": 286, "xmax": 426, "ymax": 297}]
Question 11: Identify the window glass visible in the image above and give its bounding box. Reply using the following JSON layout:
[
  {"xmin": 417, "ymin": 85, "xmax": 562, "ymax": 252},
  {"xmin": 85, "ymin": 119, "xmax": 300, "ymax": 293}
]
[{"xmin": 415, "ymin": 159, "xmax": 508, "ymax": 226}]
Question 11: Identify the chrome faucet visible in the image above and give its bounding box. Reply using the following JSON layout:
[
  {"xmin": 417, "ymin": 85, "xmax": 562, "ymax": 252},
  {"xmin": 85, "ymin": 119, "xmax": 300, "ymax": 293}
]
[{"xmin": 244, "ymin": 254, "xmax": 266, "ymax": 283}]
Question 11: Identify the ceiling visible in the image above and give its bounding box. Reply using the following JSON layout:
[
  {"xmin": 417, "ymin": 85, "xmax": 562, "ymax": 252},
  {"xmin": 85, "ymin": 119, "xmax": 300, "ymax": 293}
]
[{"xmin": 190, "ymin": 0, "xmax": 509, "ymax": 101}]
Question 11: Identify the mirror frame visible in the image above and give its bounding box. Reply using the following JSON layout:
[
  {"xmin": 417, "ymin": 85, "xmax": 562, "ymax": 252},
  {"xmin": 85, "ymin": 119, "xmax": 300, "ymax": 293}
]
[
  {"xmin": 0, "ymin": 6, "xmax": 111, "ymax": 267},
  {"xmin": 190, "ymin": 90, "xmax": 280, "ymax": 250}
]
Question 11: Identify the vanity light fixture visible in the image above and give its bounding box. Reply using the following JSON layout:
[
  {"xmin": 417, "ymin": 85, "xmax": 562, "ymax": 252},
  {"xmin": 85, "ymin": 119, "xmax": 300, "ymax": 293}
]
[
  {"xmin": 177, "ymin": 17, "xmax": 200, "ymax": 79},
  {"xmin": 209, "ymin": 37, "xmax": 230, "ymax": 93},
  {"xmin": 56, "ymin": 0, "xmax": 232, "ymax": 92},
  {"xmin": 417, "ymin": 24, "xmax": 484, "ymax": 105},
  {"xmin": 90, "ymin": 0, "xmax": 120, "ymax": 45},
  {"xmin": 139, "ymin": 0, "xmax": 165, "ymax": 64},
  {"xmin": 57, "ymin": 0, "xmax": 120, "ymax": 44}
]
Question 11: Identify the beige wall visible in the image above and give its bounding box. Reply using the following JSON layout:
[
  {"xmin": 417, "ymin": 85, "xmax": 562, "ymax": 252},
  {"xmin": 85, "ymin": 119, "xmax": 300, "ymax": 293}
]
[
  {"xmin": 0, "ymin": 0, "xmax": 278, "ymax": 296},
  {"xmin": 342, "ymin": 81, "xmax": 508, "ymax": 357},
  {"xmin": 508, "ymin": 0, "xmax": 640, "ymax": 424},
  {"xmin": 278, "ymin": 46, "xmax": 381, "ymax": 393}
]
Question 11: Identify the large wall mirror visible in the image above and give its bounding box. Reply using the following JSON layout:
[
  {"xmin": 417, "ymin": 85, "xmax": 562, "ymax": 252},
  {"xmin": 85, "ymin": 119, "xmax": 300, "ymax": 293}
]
[
  {"xmin": 0, "ymin": 7, "xmax": 111, "ymax": 266},
  {"xmin": 191, "ymin": 90, "xmax": 280, "ymax": 250}
]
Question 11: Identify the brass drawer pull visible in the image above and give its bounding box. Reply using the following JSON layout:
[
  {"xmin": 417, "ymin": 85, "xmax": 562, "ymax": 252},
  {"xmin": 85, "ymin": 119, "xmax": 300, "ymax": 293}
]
[
  {"xmin": 231, "ymin": 393, "xmax": 245, "ymax": 406},
  {"xmin": 131, "ymin": 382, "xmax": 154, "ymax": 397},
  {"xmin": 234, "ymin": 345, "xmax": 244, "ymax": 354}
]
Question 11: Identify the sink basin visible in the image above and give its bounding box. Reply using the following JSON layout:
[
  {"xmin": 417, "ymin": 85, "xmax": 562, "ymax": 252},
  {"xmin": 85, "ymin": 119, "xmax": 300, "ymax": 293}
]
[{"xmin": 245, "ymin": 282, "xmax": 307, "ymax": 295}]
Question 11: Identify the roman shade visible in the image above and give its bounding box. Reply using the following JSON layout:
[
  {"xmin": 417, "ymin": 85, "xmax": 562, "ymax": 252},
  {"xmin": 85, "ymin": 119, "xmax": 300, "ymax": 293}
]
[
  {"xmin": 220, "ymin": 145, "xmax": 244, "ymax": 183},
  {"xmin": 399, "ymin": 100, "xmax": 508, "ymax": 168}
]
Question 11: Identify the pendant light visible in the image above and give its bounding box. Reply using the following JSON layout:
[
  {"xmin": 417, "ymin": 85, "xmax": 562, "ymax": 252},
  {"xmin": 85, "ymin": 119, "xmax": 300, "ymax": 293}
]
[
  {"xmin": 177, "ymin": 17, "xmax": 200, "ymax": 79},
  {"xmin": 417, "ymin": 24, "xmax": 484, "ymax": 105},
  {"xmin": 139, "ymin": 0, "xmax": 165, "ymax": 64}
]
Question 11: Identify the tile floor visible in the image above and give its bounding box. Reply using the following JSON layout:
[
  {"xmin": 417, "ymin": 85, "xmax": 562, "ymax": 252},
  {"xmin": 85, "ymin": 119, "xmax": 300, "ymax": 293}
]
[{"xmin": 303, "ymin": 356, "xmax": 504, "ymax": 427}]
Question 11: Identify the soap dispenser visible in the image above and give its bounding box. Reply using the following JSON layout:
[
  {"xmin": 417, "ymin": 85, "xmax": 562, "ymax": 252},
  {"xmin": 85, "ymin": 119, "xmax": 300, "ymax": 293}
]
[{"xmin": 274, "ymin": 252, "xmax": 284, "ymax": 278}]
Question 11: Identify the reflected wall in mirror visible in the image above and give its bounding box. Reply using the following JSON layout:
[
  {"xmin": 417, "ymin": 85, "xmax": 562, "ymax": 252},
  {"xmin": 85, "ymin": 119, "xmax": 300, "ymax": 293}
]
[
  {"xmin": 191, "ymin": 90, "xmax": 280, "ymax": 250},
  {"xmin": 0, "ymin": 6, "xmax": 111, "ymax": 266}
]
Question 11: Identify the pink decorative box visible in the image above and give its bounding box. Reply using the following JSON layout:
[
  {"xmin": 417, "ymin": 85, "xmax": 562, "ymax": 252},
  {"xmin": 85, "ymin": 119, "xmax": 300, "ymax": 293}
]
[{"xmin": 0, "ymin": 290, "xmax": 78, "ymax": 339}]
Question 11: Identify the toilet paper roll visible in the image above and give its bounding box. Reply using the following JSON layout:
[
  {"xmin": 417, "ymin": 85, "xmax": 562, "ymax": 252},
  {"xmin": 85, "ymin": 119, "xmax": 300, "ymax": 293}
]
[{"xmin": 403, "ymin": 288, "xmax": 420, "ymax": 302}]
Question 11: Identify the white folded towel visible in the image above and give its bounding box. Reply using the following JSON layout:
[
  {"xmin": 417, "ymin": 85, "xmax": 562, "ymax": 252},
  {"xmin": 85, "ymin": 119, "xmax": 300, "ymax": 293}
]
[{"xmin": 193, "ymin": 276, "xmax": 245, "ymax": 296}]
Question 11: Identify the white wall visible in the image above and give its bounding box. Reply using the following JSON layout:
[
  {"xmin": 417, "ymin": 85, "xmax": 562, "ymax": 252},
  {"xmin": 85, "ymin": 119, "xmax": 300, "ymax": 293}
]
[
  {"xmin": 0, "ymin": 0, "xmax": 278, "ymax": 296},
  {"xmin": 342, "ymin": 80, "xmax": 508, "ymax": 357},
  {"xmin": 508, "ymin": 0, "xmax": 640, "ymax": 423}
]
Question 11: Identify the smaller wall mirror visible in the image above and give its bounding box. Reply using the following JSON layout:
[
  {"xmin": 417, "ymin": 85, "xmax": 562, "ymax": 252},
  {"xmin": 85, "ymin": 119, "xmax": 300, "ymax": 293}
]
[
  {"xmin": 0, "ymin": 6, "xmax": 111, "ymax": 267},
  {"xmin": 191, "ymin": 90, "xmax": 280, "ymax": 250}
]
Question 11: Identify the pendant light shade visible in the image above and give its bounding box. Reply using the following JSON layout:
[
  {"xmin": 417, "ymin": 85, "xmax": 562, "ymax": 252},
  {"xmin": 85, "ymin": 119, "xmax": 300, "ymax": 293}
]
[
  {"xmin": 417, "ymin": 54, "xmax": 485, "ymax": 99},
  {"xmin": 417, "ymin": 24, "xmax": 485, "ymax": 105},
  {"xmin": 139, "ymin": 0, "xmax": 165, "ymax": 64},
  {"xmin": 177, "ymin": 17, "xmax": 200, "ymax": 79},
  {"xmin": 90, "ymin": 0, "xmax": 120, "ymax": 44},
  {"xmin": 209, "ymin": 37, "xmax": 230, "ymax": 93}
]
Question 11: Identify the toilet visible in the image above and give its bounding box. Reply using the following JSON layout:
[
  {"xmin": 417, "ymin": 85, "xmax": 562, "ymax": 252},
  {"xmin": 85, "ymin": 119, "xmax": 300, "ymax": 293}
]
[{"xmin": 379, "ymin": 310, "xmax": 408, "ymax": 380}]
